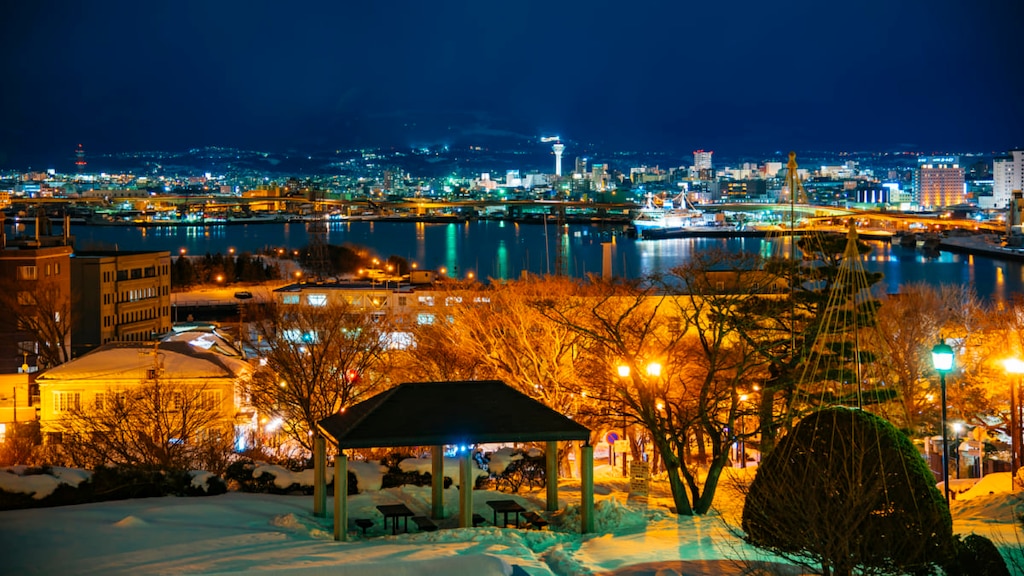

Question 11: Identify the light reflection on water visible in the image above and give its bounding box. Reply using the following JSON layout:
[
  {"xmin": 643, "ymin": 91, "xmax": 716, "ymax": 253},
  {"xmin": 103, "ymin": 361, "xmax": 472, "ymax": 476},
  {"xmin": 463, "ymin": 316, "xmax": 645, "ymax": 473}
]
[{"xmin": 67, "ymin": 221, "xmax": 1023, "ymax": 302}]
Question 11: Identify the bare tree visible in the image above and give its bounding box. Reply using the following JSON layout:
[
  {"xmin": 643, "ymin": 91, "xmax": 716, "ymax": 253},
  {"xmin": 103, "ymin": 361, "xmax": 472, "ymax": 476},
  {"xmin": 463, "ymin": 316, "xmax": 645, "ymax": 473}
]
[
  {"xmin": 534, "ymin": 274, "xmax": 723, "ymax": 514},
  {"xmin": 244, "ymin": 298, "xmax": 395, "ymax": 453},
  {"xmin": 56, "ymin": 378, "xmax": 233, "ymax": 473},
  {"xmin": 870, "ymin": 282, "xmax": 943, "ymax": 432},
  {"xmin": 0, "ymin": 274, "xmax": 73, "ymax": 368}
]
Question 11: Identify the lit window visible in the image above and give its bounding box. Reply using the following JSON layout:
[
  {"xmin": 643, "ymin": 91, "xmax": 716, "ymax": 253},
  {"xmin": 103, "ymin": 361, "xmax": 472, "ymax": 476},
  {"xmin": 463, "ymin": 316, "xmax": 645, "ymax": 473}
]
[
  {"xmin": 54, "ymin": 391, "xmax": 81, "ymax": 413},
  {"xmin": 416, "ymin": 313, "xmax": 435, "ymax": 325},
  {"xmin": 418, "ymin": 295, "xmax": 435, "ymax": 307},
  {"xmin": 307, "ymin": 294, "xmax": 327, "ymax": 307},
  {"xmin": 17, "ymin": 266, "xmax": 37, "ymax": 280},
  {"xmin": 202, "ymin": 391, "xmax": 222, "ymax": 411},
  {"xmin": 282, "ymin": 295, "xmax": 299, "ymax": 304}
]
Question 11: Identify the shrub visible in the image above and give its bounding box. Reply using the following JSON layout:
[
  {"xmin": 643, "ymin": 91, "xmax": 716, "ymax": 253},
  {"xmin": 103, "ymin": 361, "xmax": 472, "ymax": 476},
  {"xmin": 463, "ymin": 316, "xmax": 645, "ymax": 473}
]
[
  {"xmin": 742, "ymin": 406, "xmax": 954, "ymax": 576},
  {"xmin": 946, "ymin": 534, "xmax": 1010, "ymax": 576}
]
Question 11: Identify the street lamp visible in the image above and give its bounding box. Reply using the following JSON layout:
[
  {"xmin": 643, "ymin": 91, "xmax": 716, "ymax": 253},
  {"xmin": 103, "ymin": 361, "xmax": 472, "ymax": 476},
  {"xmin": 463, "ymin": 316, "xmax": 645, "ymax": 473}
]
[
  {"xmin": 932, "ymin": 341, "xmax": 954, "ymax": 506},
  {"xmin": 1006, "ymin": 358, "xmax": 1024, "ymax": 491},
  {"xmin": 615, "ymin": 365, "xmax": 630, "ymax": 476}
]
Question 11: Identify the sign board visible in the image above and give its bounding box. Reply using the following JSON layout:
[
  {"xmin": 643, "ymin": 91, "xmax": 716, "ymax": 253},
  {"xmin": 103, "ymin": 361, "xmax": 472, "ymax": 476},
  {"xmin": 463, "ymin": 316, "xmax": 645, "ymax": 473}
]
[
  {"xmin": 612, "ymin": 440, "xmax": 629, "ymax": 454},
  {"xmin": 606, "ymin": 432, "xmax": 619, "ymax": 444},
  {"xmin": 960, "ymin": 439, "xmax": 983, "ymax": 459},
  {"xmin": 628, "ymin": 461, "xmax": 650, "ymax": 497}
]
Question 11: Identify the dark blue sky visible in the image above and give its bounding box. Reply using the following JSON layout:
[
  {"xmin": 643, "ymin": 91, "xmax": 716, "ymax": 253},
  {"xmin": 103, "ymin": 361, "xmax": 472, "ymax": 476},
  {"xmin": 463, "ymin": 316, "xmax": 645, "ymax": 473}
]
[{"xmin": 1, "ymin": 0, "xmax": 1021, "ymax": 166}]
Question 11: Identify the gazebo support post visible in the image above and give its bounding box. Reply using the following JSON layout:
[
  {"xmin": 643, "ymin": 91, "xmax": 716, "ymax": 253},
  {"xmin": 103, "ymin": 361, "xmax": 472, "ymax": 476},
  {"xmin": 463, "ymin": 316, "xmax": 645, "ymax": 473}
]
[
  {"xmin": 545, "ymin": 440, "xmax": 559, "ymax": 511},
  {"xmin": 581, "ymin": 443, "xmax": 595, "ymax": 533},
  {"xmin": 431, "ymin": 445, "xmax": 445, "ymax": 519},
  {"xmin": 459, "ymin": 448, "xmax": 473, "ymax": 528},
  {"xmin": 334, "ymin": 452, "xmax": 348, "ymax": 541},
  {"xmin": 313, "ymin": 435, "xmax": 326, "ymax": 518}
]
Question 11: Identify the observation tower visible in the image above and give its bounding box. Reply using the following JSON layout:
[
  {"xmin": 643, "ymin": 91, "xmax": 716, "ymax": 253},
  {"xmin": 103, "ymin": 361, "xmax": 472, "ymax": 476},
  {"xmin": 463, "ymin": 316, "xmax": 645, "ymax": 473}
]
[{"xmin": 552, "ymin": 142, "xmax": 565, "ymax": 177}]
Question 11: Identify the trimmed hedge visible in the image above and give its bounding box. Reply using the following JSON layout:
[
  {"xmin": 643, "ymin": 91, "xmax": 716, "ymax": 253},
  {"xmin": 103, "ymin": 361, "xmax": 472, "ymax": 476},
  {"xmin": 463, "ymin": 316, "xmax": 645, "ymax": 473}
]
[{"xmin": 0, "ymin": 465, "xmax": 227, "ymax": 511}]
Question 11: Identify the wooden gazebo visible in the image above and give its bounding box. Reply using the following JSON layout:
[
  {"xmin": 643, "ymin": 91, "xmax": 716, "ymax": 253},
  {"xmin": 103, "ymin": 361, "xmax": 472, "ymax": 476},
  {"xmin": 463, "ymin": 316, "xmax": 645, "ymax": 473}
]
[{"xmin": 314, "ymin": 380, "xmax": 595, "ymax": 540}]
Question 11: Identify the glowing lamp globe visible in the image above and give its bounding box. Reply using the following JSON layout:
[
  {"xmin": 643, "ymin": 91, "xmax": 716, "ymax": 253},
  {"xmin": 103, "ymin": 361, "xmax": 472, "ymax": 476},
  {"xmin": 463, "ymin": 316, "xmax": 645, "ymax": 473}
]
[{"xmin": 931, "ymin": 342, "xmax": 954, "ymax": 372}]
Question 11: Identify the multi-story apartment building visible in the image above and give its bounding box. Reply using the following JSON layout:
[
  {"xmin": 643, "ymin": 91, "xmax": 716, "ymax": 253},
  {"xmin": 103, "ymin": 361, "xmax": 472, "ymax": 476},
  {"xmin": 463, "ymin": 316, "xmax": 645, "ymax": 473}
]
[
  {"xmin": 70, "ymin": 250, "xmax": 173, "ymax": 357},
  {"xmin": 914, "ymin": 156, "xmax": 965, "ymax": 208},
  {"xmin": 0, "ymin": 214, "xmax": 73, "ymax": 375}
]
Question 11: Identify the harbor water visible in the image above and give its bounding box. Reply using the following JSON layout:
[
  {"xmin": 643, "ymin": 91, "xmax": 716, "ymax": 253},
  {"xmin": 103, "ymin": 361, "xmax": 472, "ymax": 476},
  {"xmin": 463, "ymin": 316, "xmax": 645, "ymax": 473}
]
[{"xmin": 64, "ymin": 220, "xmax": 1024, "ymax": 302}]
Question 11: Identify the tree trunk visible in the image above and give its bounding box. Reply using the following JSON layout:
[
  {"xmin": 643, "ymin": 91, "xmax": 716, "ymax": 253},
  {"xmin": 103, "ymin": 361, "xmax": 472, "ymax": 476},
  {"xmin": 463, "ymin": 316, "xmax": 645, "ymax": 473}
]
[
  {"xmin": 693, "ymin": 452, "xmax": 730, "ymax": 514},
  {"xmin": 653, "ymin": 434, "xmax": 692, "ymax": 515},
  {"xmin": 758, "ymin": 388, "xmax": 778, "ymax": 454},
  {"xmin": 694, "ymin": 427, "xmax": 708, "ymax": 465}
]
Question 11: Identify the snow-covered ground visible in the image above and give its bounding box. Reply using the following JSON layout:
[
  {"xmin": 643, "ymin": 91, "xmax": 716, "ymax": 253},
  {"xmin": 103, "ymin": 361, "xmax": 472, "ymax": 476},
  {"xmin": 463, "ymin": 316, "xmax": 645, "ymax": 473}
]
[{"xmin": 1, "ymin": 462, "xmax": 1021, "ymax": 575}]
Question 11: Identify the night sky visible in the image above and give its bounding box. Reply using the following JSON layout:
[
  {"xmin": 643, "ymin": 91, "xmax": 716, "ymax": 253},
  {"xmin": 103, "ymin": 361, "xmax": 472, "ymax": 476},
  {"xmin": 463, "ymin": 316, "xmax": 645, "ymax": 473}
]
[{"xmin": 1, "ymin": 0, "xmax": 1021, "ymax": 166}]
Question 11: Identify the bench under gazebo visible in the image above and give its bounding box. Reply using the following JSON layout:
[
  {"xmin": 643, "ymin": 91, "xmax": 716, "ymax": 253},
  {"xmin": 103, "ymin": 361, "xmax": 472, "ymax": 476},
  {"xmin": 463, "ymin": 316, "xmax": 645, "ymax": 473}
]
[{"xmin": 313, "ymin": 379, "xmax": 595, "ymax": 540}]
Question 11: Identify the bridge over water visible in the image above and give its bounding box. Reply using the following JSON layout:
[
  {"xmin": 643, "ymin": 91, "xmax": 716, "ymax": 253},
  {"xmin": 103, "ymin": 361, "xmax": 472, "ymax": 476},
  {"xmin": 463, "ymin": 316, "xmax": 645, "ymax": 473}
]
[{"xmin": 10, "ymin": 196, "xmax": 1005, "ymax": 234}]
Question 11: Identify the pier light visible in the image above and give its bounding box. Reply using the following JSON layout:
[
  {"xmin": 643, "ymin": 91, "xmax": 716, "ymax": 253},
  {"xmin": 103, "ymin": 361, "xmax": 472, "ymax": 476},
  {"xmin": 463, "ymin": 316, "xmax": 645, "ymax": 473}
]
[
  {"xmin": 228, "ymin": 247, "xmax": 235, "ymax": 255},
  {"xmin": 179, "ymin": 248, "xmax": 187, "ymax": 255},
  {"xmin": 467, "ymin": 271, "xmax": 475, "ymax": 280}
]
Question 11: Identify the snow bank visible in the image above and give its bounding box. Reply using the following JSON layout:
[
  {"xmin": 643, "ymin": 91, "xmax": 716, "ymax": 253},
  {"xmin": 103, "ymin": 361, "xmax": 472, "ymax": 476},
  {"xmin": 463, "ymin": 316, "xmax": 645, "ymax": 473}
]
[
  {"xmin": 397, "ymin": 456, "xmax": 489, "ymax": 486},
  {"xmin": 252, "ymin": 461, "xmax": 387, "ymax": 492},
  {"xmin": 957, "ymin": 472, "xmax": 1016, "ymax": 501},
  {"xmin": 0, "ymin": 466, "xmax": 92, "ymax": 499},
  {"xmin": 190, "ymin": 470, "xmax": 220, "ymax": 491},
  {"xmin": 486, "ymin": 447, "xmax": 524, "ymax": 476}
]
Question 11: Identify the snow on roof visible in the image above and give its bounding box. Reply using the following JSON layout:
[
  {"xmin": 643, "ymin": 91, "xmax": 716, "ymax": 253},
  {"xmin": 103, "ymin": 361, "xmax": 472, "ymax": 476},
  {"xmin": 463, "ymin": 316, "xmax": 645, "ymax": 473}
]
[
  {"xmin": 162, "ymin": 328, "xmax": 242, "ymax": 357},
  {"xmin": 36, "ymin": 341, "xmax": 250, "ymax": 382}
]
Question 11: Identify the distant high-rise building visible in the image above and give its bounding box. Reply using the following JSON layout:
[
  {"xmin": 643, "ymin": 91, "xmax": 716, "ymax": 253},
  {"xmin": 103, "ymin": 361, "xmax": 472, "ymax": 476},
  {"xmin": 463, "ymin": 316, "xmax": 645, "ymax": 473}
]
[
  {"xmin": 993, "ymin": 150, "xmax": 1024, "ymax": 210},
  {"xmin": 915, "ymin": 156, "xmax": 965, "ymax": 208},
  {"xmin": 75, "ymin": 144, "xmax": 86, "ymax": 174},
  {"xmin": 693, "ymin": 150, "xmax": 713, "ymax": 171},
  {"xmin": 552, "ymin": 143, "xmax": 565, "ymax": 177},
  {"xmin": 575, "ymin": 157, "xmax": 587, "ymax": 175},
  {"xmin": 591, "ymin": 164, "xmax": 607, "ymax": 191}
]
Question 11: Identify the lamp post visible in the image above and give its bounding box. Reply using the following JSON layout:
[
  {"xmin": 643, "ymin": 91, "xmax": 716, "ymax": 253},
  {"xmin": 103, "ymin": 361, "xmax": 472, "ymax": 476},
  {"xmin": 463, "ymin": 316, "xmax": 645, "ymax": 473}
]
[
  {"xmin": 932, "ymin": 341, "xmax": 954, "ymax": 506},
  {"xmin": 616, "ymin": 365, "xmax": 630, "ymax": 476},
  {"xmin": 1006, "ymin": 358, "xmax": 1024, "ymax": 491}
]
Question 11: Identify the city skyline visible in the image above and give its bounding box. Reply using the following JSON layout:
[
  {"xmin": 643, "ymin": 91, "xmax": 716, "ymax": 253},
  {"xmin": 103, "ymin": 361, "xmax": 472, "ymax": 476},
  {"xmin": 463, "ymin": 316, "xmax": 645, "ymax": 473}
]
[{"xmin": 1, "ymin": 1, "xmax": 1022, "ymax": 167}]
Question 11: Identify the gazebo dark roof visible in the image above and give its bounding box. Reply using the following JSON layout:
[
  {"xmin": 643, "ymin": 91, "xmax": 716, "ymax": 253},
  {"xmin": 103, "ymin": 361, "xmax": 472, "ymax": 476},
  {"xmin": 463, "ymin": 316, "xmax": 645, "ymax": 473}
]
[{"xmin": 317, "ymin": 380, "xmax": 591, "ymax": 449}]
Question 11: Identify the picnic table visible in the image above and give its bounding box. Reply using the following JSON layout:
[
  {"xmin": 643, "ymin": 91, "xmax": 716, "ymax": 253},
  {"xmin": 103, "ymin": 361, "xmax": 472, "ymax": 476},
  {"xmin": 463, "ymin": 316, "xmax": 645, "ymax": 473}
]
[
  {"xmin": 376, "ymin": 503, "xmax": 414, "ymax": 534},
  {"xmin": 486, "ymin": 499, "xmax": 525, "ymax": 528}
]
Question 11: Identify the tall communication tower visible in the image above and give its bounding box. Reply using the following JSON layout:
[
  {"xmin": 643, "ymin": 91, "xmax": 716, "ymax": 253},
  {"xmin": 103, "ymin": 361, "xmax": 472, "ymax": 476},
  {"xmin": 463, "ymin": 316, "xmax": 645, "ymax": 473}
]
[
  {"xmin": 552, "ymin": 142, "xmax": 565, "ymax": 177},
  {"xmin": 305, "ymin": 181, "xmax": 330, "ymax": 280},
  {"xmin": 75, "ymin": 144, "xmax": 87, "ymax": 174}
]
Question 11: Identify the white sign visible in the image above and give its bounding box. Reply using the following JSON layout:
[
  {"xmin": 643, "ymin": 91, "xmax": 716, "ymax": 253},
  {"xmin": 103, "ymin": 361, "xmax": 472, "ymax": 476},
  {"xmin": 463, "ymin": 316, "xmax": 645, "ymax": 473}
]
[{"xmin": 629, "ymin": 462, "xmax": 650, "ymax": 497}]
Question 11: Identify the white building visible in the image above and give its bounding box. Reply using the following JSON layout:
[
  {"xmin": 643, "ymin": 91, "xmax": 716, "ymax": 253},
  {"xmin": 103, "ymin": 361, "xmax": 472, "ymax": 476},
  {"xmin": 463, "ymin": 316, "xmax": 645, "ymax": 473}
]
[
  {"xmin": 693, "ymin": 150, "xmax": 713, "ymax": 171},
  {"xmin": 35, "ymin": 334, "xmax": 254, "ymax": 447},
  {"xmin": 991, "ymin": 150, "xmax": 1024, "ymax": 210}
]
